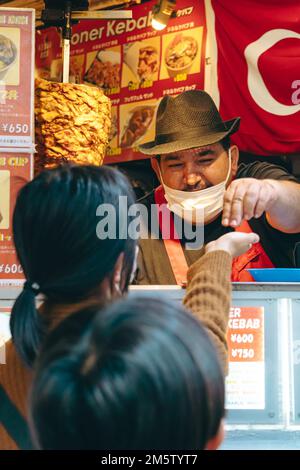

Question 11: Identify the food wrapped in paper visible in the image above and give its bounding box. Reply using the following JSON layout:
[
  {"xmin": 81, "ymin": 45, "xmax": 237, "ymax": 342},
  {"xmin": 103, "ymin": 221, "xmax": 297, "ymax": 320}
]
[
  {"xmin": 35, "ymin": 78, "xmax": 111, "ymax": 172},
  {"xmin": 124, "ymin": 42, "xmax": 158, "ymax": 82}
]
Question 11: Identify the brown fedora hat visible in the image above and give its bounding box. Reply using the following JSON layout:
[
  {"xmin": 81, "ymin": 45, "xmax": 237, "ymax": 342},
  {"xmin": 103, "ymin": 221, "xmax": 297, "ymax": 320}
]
[{"xmin": 139, "ymin": 90, "xmax": 240, "ymax": 155}]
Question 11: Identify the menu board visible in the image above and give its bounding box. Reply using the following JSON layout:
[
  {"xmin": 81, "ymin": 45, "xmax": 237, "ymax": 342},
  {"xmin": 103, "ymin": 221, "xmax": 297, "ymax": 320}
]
[
  {"xmin": 0, "ymin": 153, "xmax": 33, "ymax": 285},
  {"xmin": 226, "ymin": 306, "xmax": 265, "ymax": 410},
  {"xmin": 0, "ymin": 8, "xmax": 35, "ymax": 149},
  {"xmin": 35, "ymin": 0, "xmax": 207, "ymax": 163}
]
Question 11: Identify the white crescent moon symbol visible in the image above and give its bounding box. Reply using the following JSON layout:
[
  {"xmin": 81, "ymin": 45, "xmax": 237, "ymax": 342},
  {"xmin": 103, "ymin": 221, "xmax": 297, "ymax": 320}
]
[{"xmin": 245, "ymin": 29, "xmax": 300, "ymax": 116}]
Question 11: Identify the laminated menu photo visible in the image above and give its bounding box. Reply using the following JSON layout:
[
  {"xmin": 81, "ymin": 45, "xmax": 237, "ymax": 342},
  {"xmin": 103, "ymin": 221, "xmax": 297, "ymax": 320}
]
[
  {"xmin": 122, "ymin": 37, "xmax": 160, "ymax": 87},
  {"xmin": 85, "ymin": 46, "xmax": 121, "ymax": 91},
  {"xmin": 119, "ymin": 99, "xmax": 158, "ymax": 148},
  {"xmin": 0, "ymin": 28, "xmax": 19, "ymax": 85},
  {"xmin": 160, "ymin": 27, "xmax": 203, "ymax": 80}
]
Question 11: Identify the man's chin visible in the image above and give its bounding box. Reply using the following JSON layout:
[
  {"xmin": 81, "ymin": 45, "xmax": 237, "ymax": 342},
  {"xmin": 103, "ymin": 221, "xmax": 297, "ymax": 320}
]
[{"xmin": 184, "ymin": 185, "xmax": 211, "ymax": 192}]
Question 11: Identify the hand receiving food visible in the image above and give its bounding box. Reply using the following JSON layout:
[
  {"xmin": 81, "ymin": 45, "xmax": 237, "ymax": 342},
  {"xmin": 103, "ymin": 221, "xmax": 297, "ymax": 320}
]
[
  {"xmin": 205, "ymin": 232, "xmax": 260, "ymax": 258},
  {"xmin": 222, "ymin": 178, "xmax": 278, "ymax": 228}
]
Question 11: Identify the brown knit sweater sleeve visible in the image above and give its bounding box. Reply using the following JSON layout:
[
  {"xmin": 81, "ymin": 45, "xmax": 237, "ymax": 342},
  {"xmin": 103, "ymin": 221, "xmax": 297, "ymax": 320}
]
[{"xmin": 183, "ymin": 250, "xmax": 232, "ymax": 375}]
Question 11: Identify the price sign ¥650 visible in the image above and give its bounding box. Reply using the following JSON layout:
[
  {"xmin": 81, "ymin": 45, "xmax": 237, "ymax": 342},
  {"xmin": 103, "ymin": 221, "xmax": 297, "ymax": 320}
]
[{"xmin": 0, "ymin": 8, "xmax": 35, "ymax": 149}]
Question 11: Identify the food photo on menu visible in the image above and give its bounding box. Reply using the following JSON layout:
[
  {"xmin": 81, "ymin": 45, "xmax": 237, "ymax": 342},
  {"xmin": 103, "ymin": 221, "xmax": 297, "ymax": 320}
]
[
  {"xmin": 107, "ymin": 106, "xmax": 118, "ymax": 149},
  {"xmin": 119, "ymin": 101, "xmax": 157, "ymax": 149},
  {"xmin": 0, "ymin": 28, "xmax": 20, "ymax": 85},
  {"xmin": 160, "ymin": 27, "xmax": 203, "ymax": 79},
  {"xmin": 0, "ymin": 34, "xmax": 17, "ymax": 76},
  {"xmin": 122, "ymin": 37, "xmax": 160, "ymax": 86},
  {"xmin": 69, "ymin": 55, "xmax": 85, "ymax": 83},
  {"xmin": 36, "ymin": 54, "xmax": 85, "ymax": 84},
  {"xmin": 84, "ymin": 47, "xmax": 121, "ymax": 91}
]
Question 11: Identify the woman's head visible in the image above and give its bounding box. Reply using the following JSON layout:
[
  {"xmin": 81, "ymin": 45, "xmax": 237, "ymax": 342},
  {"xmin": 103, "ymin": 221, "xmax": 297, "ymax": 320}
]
[
  {"xmin": 11, "ymin": 164, "xmax": 137, "ymax": 367},
  {"xmin": 30, "ymin": 297, "xmax": 225, "ymax": 450}
]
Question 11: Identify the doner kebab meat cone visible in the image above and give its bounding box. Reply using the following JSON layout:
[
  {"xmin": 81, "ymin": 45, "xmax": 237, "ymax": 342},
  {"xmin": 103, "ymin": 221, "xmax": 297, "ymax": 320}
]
[{"xmin": 35, "ymin": 78, "xmax": 111, "ymax": 173}]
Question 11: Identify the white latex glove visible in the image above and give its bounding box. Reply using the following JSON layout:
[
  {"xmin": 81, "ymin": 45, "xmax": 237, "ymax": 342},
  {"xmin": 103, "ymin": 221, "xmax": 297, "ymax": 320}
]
[{"xmin": 205, "ymin": 232, "xmax": 260, "ymax": 258}]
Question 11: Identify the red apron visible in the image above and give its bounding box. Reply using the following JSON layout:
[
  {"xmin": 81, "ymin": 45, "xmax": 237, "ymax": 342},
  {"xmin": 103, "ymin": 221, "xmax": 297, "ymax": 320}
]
[{"xmin": 154, "ymin": 185, "xmax": 275, "ymax": 285}]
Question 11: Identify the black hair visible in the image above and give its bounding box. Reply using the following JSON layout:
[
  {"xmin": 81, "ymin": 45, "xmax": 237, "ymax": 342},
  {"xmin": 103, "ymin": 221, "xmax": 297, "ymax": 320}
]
[
  {"xmin": 29, "ymin": 297, "xmax": 225, "ymax": 450},
  {"xmin": 220, "ymin": 136, "xmax": 231, "ymax": 151},
  {"xmin": 11, "ymin": 164, "xmax": 137, "ymax": 367}
]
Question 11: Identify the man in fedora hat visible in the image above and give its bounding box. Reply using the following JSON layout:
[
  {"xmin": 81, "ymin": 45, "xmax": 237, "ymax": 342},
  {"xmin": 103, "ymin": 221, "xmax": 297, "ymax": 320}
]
[{"xmin": 136, "ymin": 90, "xmax": 300, "ymax": 284}]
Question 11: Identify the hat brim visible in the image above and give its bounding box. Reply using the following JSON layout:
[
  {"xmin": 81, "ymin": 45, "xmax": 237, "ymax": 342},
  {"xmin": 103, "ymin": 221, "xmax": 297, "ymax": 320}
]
[{"xmin": 139, "ymin": 117, "xmax": 240, "ymax": 155}]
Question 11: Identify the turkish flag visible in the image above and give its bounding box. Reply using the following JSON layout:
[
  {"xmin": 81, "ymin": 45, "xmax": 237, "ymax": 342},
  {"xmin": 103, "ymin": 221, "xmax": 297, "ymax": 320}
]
[{"xmin": 210, "ymin": 0, "xmax": 300, "ymax": 155}]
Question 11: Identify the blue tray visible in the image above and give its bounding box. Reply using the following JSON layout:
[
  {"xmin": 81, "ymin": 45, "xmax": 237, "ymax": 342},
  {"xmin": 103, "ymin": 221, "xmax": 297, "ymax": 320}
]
[{"xmin": 247, "ymin": 268, "xmax": 300, "ymax": 282}]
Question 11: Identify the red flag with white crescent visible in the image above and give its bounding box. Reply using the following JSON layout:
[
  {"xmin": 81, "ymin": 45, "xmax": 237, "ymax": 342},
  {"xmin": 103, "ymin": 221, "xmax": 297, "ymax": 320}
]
[{"xmin": 205, "ymin": 0, "xmax": 300, "ymax": 155}]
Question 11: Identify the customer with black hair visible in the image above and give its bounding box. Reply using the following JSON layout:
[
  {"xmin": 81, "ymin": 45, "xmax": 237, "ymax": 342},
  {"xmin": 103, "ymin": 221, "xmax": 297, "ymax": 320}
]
[
  {"xmin": 0, "ymin": 164, "xmax": 137, "ymax": 449},
  {"xmin": 29, "ymin": 232, "xmax": 259, "ymax": 451},
  {"xmin": 29, "ymin": 297, "xmax": 225, "ymax": 450},
  {"xmin": 0, "ymin": 163, "xmax": 258, "ymax": 449}
]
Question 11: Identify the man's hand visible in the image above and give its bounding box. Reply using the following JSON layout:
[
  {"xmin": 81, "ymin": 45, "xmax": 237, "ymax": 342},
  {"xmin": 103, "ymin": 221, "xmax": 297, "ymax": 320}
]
[
  {"xmin": 205, "ymin": 232, "xmax": 260, "ymax": 258},
  {"xmin": 222, "ymin": 178, "xmax": 278, "ymax": 228}
]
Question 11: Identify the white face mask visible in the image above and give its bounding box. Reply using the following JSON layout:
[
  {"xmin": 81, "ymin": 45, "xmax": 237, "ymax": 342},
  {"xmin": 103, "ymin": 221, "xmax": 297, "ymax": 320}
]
[{"xmin": 161, "ymin": 148, "xmax": 232, "ymax": 224}]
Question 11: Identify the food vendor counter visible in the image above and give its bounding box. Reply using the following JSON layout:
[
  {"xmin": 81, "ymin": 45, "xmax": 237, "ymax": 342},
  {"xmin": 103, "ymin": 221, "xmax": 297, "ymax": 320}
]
[
  {"xmin": 130, "ymin": 283, "xmax": 300, "ymax": 449},
  {"xmin": 1, "ymin": 283, "xmax": 300, "ymax": 449}
]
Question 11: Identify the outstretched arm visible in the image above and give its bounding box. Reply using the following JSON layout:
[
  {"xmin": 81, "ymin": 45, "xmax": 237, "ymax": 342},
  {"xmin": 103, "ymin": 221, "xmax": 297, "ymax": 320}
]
[
  {"xmin": 183, "ymin": 232, "xmax": 259, "ymax": 374},
  {"xmin": 183, "ymin": 250, "xmax": 231, "ymax": 374},
  {"xmin": 222, "ymin": 178, "xmax": 300, "ymax": 233}
]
